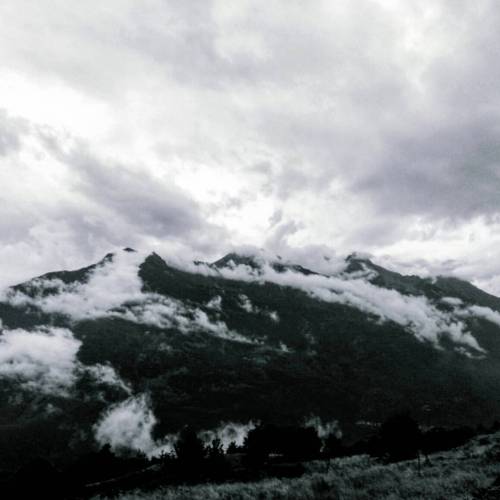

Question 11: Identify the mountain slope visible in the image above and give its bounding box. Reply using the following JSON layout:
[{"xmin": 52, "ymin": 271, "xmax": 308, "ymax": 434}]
[{"xmin": 1, "ymin": 249, "xmax": 500, "ymax": 473}]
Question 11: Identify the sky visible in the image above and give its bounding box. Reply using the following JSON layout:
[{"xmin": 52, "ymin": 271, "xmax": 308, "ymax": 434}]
[{"xmin": 1, "ymin": 0, "xmax": 500, "ymax": 293}]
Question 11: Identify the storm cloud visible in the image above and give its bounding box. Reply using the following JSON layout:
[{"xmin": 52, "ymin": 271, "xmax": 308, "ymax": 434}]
[{"xmin": 0, "ymin": 1, "xmax": 500, "ymax": 292}]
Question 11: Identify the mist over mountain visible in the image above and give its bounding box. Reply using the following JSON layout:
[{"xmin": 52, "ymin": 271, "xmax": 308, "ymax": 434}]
[{"xmin": 2, "ymin": 248, "xmax": 500, "ymax": 474}]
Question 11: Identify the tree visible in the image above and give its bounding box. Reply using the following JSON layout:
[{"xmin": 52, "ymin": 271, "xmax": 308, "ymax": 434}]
[
  {"xmin": 244, "ymin": 424, "xmax": 321, "ymax": 464},
  {"xmin": 279, "ymin": 426, "xmax": 321, "ymax": 460},
  {"xmin": 226, "ymin": 441, "xmax": 239, "ymax": 454},
  {"xmin": 379, "ymin": 413, "xmax": 421, "ymax": 462},
  {"xmin": 206, "ymin": 438, "xmax": 229, "ymax": 479},
  {"xmin": 244, "ymin": 425, "xmax": 271, "ymax": 466},
  {"xmin": 207, "ymin": 438, "xmax": 224, "ymax": 460},
  {"xmin": 323, "ymin": 434, "xmax": 343, "ymax": 458},
  {"xmin": 174, "ymin": 426, "xmax": 205, "ymax": 480}
]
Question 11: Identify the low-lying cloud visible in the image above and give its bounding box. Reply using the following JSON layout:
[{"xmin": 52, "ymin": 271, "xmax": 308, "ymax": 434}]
[
  {"xmin": 1, "ymin": 248, "xmax": 493, "ymax": 354},
  {"xmin": 187, "ymin": 254, "xmax": 484, "ymax": 353},
  {"xmin": 1, "ymin": 250, "xmax": 256, "ymax": 344},
  {"xmin": 0, "ymin": 324, "xmax": 131, "ymax": 397},
  {"xmin": 93, "ymin": 396, "xmax": 256, "ymax": 456},
  {"xmin": 0, "ymin": 326, "xmax": 80, "ymax": 395},
  {"xmin": 304, "ymin": 416, "xmax": 342, "ymax": 440},
  {"xmin": 238, "ymin": 294, "xmax": 279, "ymax": 322},
  {"xmin": 94, "ymin": 394, "xmax": 158, "ymax": 455},
  {"xmin": 199, "ymin": 421, "xmax": 257, "ymax": 450}
]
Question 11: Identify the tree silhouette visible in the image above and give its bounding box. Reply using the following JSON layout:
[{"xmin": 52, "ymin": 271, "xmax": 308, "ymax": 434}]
[
  {"xmin": 421, "ymin": 426, "xmax": 474, "ymax": 455},
  {"xmin": 244, "ymin": 425, "xmax": 270, "ymax": 466},
  {"xmin": 174, "ymin": 426, "xmax": 205, "ymax": 480},
  {"xmin": 226, "ymin": 441, "xmax": 239, "ymax": 454},
  {"xmin": 323, "ymin": 434, "xmax": 344, "ymax": 458},
  {"xmin": 244, "ymin": 424, "xmax": 321, "ymax": 464},
  {"xmin": 8, "ymin": 458, "xmax": 63, "ymax": 499},
  {"xmin": 207, "ymin": 438, "xmax": 224, "ymax": 460},
  {"xmin": 280, "ymin": 426, "xmax": 321, "ymax": 459},
  {"xmin": 379, "ymin": 413, "xmax": 421, "ymax": 462},
  {"xmin": 206, "ymin": 438, "xmax": 229, "ymax": 479}
]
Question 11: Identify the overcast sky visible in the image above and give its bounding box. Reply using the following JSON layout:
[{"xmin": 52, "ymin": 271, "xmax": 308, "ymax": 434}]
[{"xmin": 1, "ymin": 0, "xmax": 500, "ymax": 292}]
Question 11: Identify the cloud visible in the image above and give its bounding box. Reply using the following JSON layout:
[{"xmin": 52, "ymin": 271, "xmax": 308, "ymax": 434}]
[
  {"xmin": 0, "ymin": 324, "xmax": 131, "ymax": 397},
  {"xmin": 237, "ymin": 294, "xmax": 279, "ymax": 322},
  {"xmin": 0, "ymin": 109, "xmax": 26, "ymax": 156},
  {"xmin": 84, "ymin": 364, "xmax": 132, "ymax": 395},
  {"xmin": 2, "ymin": 249, "xmax": 257, "ymax": 344},
  {"xmin": 441, "ymin": 297, "xmax": 464, "ymax": 307},
  {"xmin": 0, "ymin": 120, "xmax": 226, "ymax": 289},
  {"xmin": 206, "ymin": 295, "xmax": 222, "ymax": 311},
  {"xmin": 188, "ymin": 256, "xmax": 484, "ymax": 352},
  {"xmin": 3, "ymin": 246, "xmax": 487, "ymax": 353},
  {"xmin": 0, "ymin": 326, "xmax": 80, "ymax": 395},
  {"xmin": 2, "ymin": 249, "xmax": 148, "ymax": 319},
  {"xmin": 1, "ymin": 1, "xmax": 500, "ymax": 307},
  {"xmin": 46, "ymin": 140, "xmax": 224, "ymax": 252},
  {"xmin": 304, "ymin": 416, "xmax": 342, "ymax": 440},
  {"xmin": 95, "ymin": 394, "xmax": 257, "ymax": 457},
  {"xmin": 238, "ymin": 294, "xmax": 254, "ymax": 313},
  {"xmin": 458, "ymin": 304, "xmax": 500, "ymax": 328},
  {"xmin": 199, "ymin": 421, "xmax": 256, "ymax": 450},
  {"xmin": 94, "ymin": 394, "xmax": 158, "ymax": 455}
]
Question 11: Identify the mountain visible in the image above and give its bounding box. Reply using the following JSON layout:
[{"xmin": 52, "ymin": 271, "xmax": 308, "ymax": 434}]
[{"xmin": 1, "ymin": 248, "xmax": 500, "ymax": 473}]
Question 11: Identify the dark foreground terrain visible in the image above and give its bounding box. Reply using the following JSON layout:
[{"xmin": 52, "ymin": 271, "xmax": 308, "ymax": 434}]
[{"xmin": 93, "ymin": 431, "xmax": 500, "ymax": 500}]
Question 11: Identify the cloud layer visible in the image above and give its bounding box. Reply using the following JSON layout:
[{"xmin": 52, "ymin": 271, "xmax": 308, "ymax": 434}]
[
  {"xmin": 0, "ymin": 1, "xmax": 500, "ymax": 291},
  {"xmin": 2, "ymin": 250, "xmax": 257, "ymax": 344},
  {"xmin": 4, "ymin": 246, "xmax": 498, "ymax": 354},
  {"xmin": 189, "ymin": 256, "xmax": 484, "ymax": 352}
]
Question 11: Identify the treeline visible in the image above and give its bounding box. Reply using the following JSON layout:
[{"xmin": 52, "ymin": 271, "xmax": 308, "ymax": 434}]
[{"xmin": 3, "ymin": 416, "xmax": 500, "ymax": 499}]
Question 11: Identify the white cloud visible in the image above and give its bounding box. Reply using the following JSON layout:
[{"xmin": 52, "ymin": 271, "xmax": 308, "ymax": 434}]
[
  {"xmin": 199, "ymin": 421, "xmax": 256, "ymax": 450},
  {"xmin": 0, "ymin": 1, "xmax": 500, "ymax": 294},
  {"xmin": 2, "ymin": 247, "xmax": 487, "ymax": 353},
  {"xmin": 458, "ymin": 304, "xmax": 500, "ymax": 328},
  {"xmin": 2, "ymin": 249, "xmax": 148, "ymax": 319},
  {"xmin": 84, "ymin": 363, "xmax": 132, "ymax": 395},
  {"xmin": 269, "ymin": 311, "xmax": 280, "ymax": 323},
  {"xmin": 2, "ymin": 249, "xmax": 257, "ymax": 344},
  {"xmin": 237, "ymin": 293, "xmax": 280, "ymax": 322},
  {"xmin": 238, "ymin": 294, "xmax": 254, "ymax": 313},
  {"xmin": 189, "ymin": 309, "xmax": 257, "ymax": 344},
  {"xmin": 95, "ymin": 394, "xmax": 258, "ymax": 457},
  {"xmin": 0, "ymin": 322, "xmax": 131, "ymax": 396},
  {"xmin": 278, "ymin": 341, "xmax": 291, "ymax": 353},
  {"xmin": 206, "ymin": 295, "xmax": 222, "ymax": 311},
  {"xmin": 94, "ymin": 394, "xmax": 158, "ymax": 455},
  {"xmin": 0, "ymin": 326, "xmax": 80, "ymax": 395},
  {"xmin": 441, "ymin": 297, "xmax": 464, "ymax": 306},
  {"xmin": 304, "ymin": 416, "xmax": 342, "ymax": 439},
  {"xmin": 190, "ymin": 257, "xmax": 484, "ymax": 352}
]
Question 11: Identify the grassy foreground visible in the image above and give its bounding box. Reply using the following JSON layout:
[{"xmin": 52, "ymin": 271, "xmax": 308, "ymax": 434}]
[{"xmin": 93, "ymin": 432, "xmax": 500, "ymax": 500}]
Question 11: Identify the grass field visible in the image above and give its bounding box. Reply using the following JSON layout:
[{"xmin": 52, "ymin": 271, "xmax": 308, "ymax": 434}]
[{"xmin": 93, "ymin": 432, "xmax": 500, "ymax": 499}]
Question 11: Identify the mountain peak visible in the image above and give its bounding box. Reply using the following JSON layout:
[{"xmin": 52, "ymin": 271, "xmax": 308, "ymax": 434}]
[
  {"xmin": 212, "ymin": 252, "xmax": 319, "ymax": 276},
  {"xmin": 212, "ymin": 253, "xmax": 264, "ymax": 270},
  {"xmin": 344, "ymin": 252, "xmax": 377, "ymax": 274}
]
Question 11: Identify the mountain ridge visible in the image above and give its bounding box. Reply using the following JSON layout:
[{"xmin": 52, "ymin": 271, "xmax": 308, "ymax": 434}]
[{"xmin": 2, "ymin": 249, "xmax": 500, "ymax": 473}]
